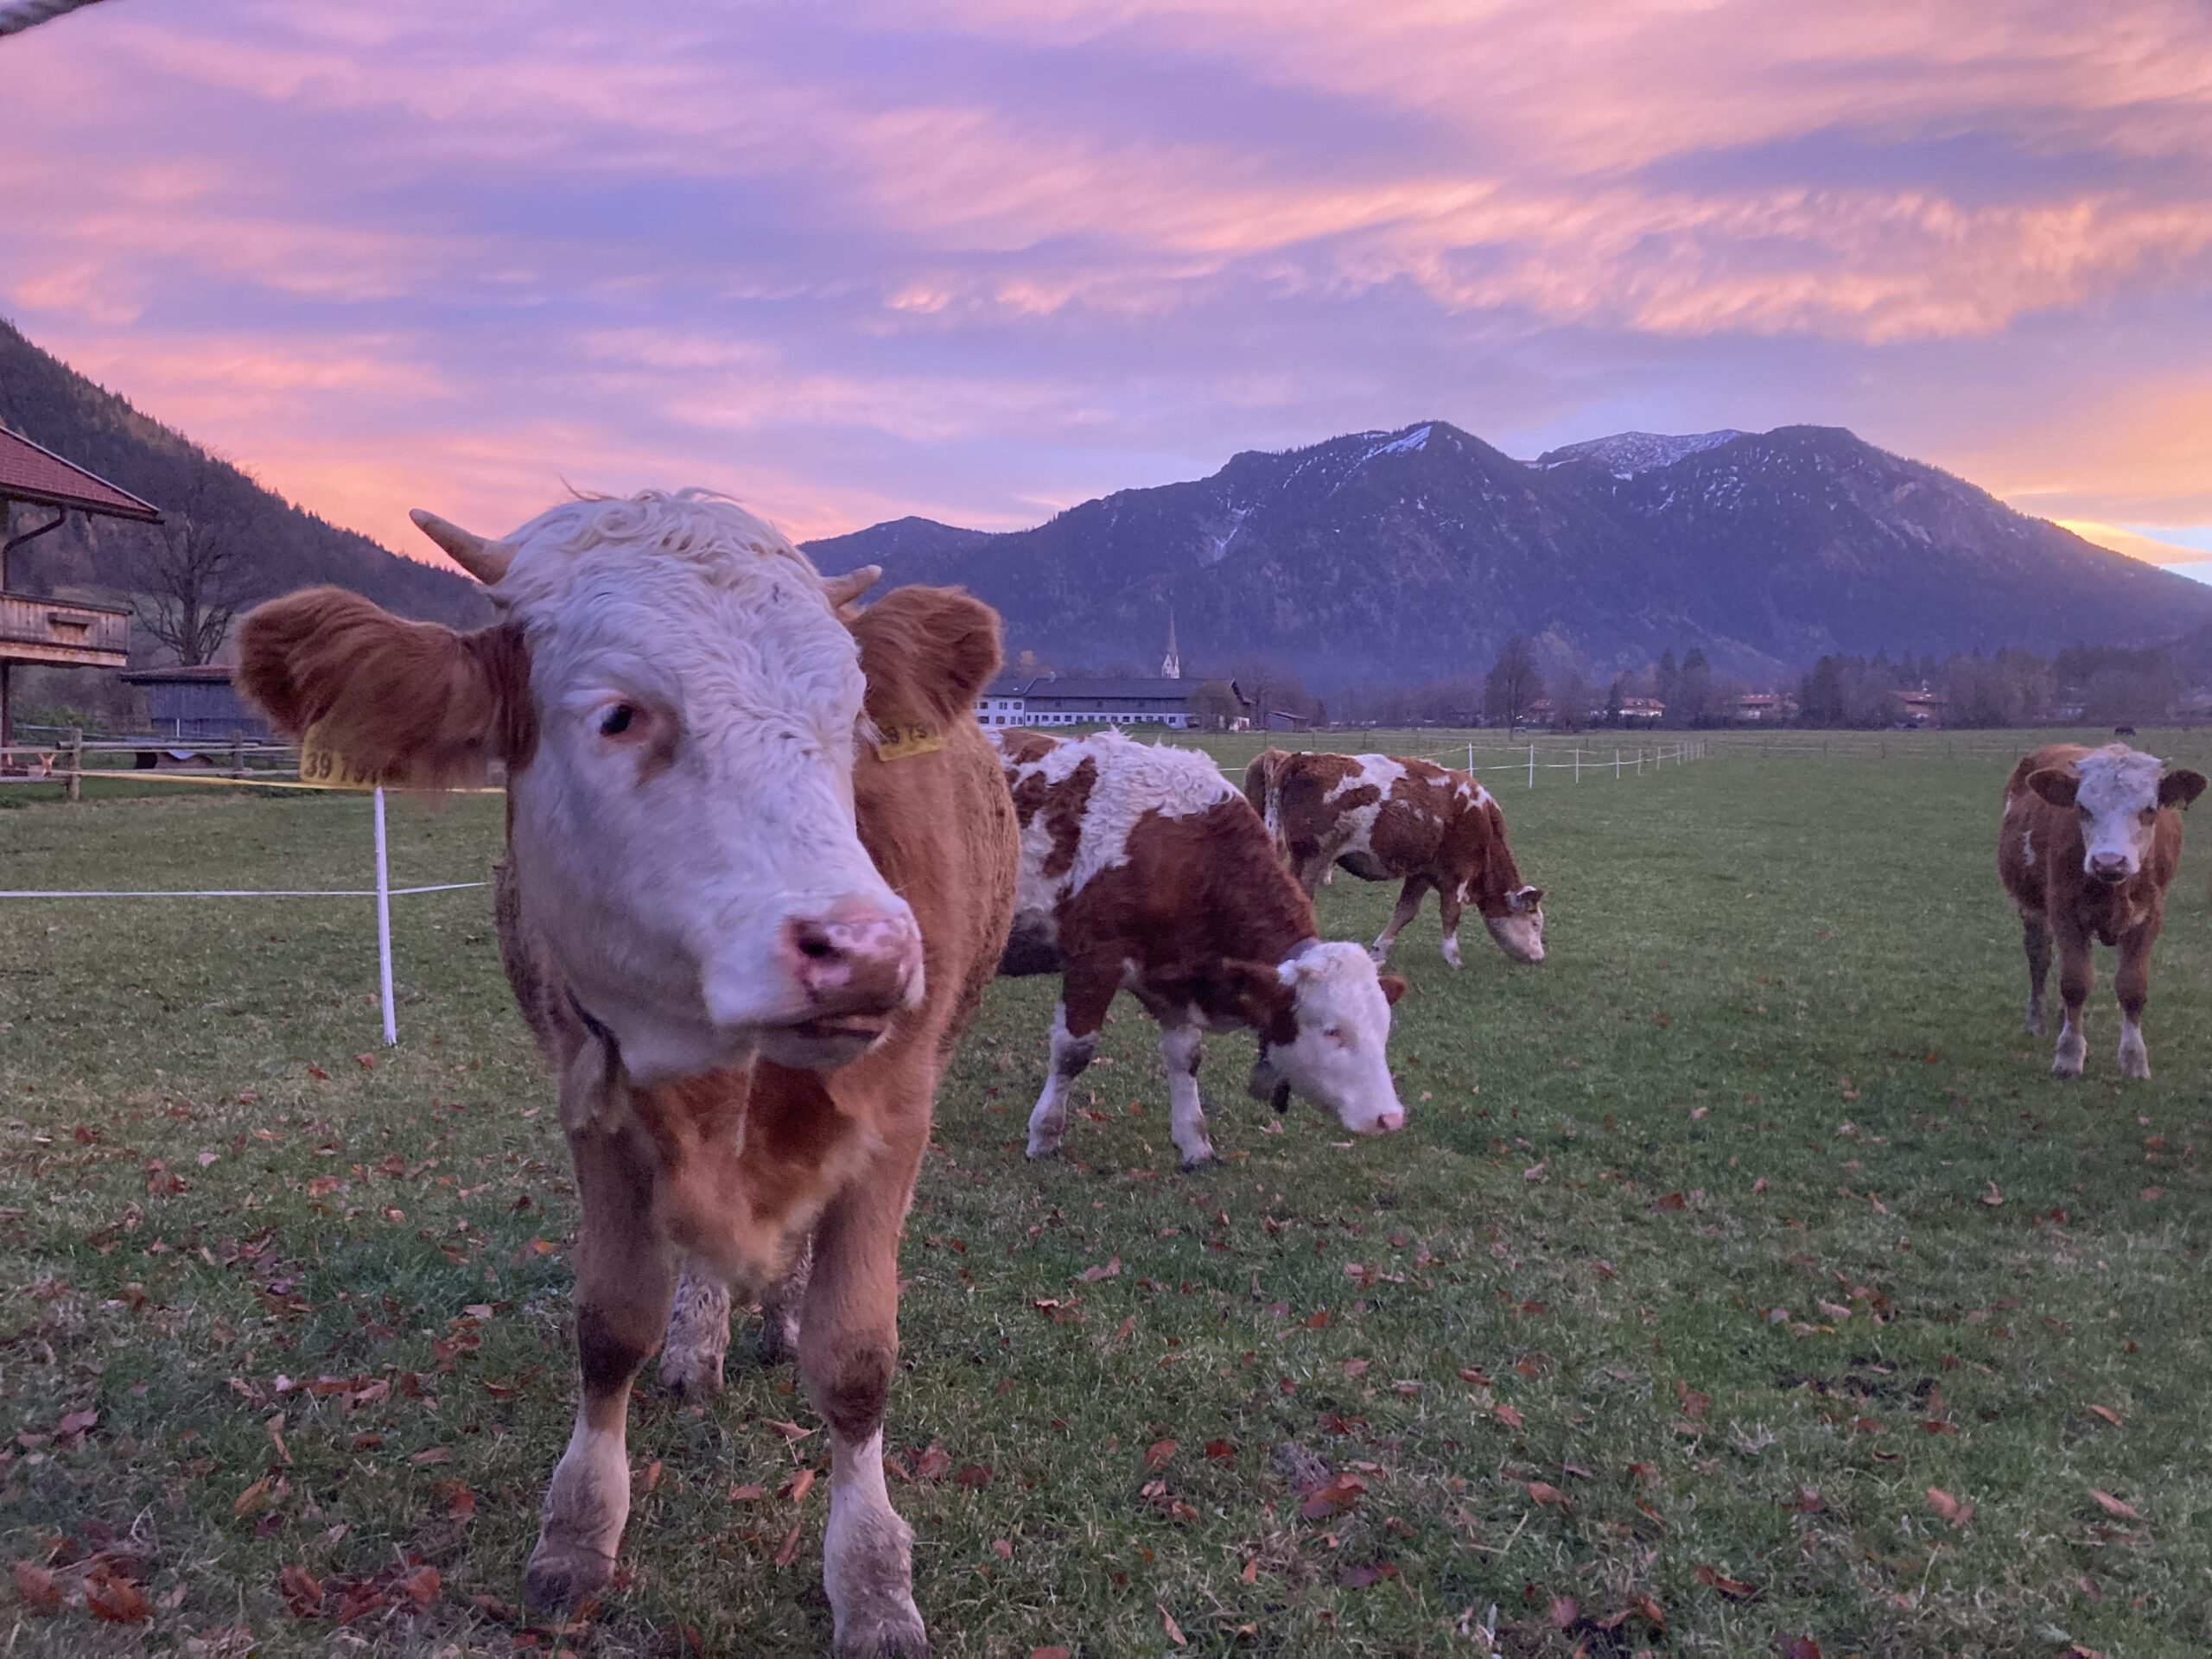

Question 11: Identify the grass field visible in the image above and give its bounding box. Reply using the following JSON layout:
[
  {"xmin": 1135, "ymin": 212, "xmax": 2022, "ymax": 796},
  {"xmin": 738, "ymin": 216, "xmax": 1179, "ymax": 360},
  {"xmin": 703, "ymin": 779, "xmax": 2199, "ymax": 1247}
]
[{"xmin": 6, "ymin": 728, "xmax": 2212, "ymax": 1656}]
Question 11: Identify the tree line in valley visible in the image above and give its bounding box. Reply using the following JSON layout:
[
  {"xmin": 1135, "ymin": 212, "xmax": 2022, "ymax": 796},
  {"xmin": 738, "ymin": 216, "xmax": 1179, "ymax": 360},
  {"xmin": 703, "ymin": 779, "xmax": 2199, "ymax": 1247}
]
[{"xmin": 1028, "ymin": 636, "xmax": 2200, "ymax": 733}]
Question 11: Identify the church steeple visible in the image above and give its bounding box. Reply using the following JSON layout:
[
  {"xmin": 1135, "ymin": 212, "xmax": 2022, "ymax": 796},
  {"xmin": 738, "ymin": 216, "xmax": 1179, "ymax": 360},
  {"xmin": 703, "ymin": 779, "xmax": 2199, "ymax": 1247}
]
[{"xmin": 1161, "ymin": 612, "xmax": 1181, "ymax": 679}]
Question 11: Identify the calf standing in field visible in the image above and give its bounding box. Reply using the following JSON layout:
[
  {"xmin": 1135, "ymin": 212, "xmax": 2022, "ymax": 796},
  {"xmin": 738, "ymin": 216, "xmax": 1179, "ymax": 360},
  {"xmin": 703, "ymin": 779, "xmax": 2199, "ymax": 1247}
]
[
  {"xmin": 1245, "ymin": 749, "xmax": 1546, "ymax": 968},
  {"xmin": 1999, "ymin": 742, "xmax": 2204, "ymax": 1079},
  {"xmin": 995, "ymin": 729, "xmax": 1408, "ymax": 1168},
  {"xmin": 242, "ymin": 493, "xmax": 1016, "ymax": 1656}
]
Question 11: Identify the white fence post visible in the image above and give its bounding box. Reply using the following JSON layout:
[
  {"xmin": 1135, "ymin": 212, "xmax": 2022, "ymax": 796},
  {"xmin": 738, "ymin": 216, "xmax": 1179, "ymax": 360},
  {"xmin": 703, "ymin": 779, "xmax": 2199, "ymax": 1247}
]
[
  {"xmin": 1527, "ymin": 742, "xmax": 1535, "ymax": 788},
  {"xmin": 1573, "ymin": 747, "xmax": 1580, "ymax": 783},
  {"xmin": 1467, "ymin": 741, "xmax": 1475, "ymax": 772},
  {"xmin": 1614, "ymin": 747, "xmax": 1620, "ymax": 779},
  {"xmin": 373, "ymin": 785, "xmax": 397, "ymax": 1046}
]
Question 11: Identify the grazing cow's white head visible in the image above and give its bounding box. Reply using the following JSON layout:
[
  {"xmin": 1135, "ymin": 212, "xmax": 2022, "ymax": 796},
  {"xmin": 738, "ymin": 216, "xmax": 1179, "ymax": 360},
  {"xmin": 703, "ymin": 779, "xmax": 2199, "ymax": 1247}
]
[
  {"xmin": 1162, "ymin": 942, "xmax": 1408, "ymax": 1137},
  {"xmin": 2028, "ymin": 745, "xmax": 2207, "ymax": 885},
  {"xmin": 1484, "ymin": 885, "xmax": 1547, "ymax": 963},
  {"xmin": 241, "ymin": 491, "xmax": 928, "ymax": 1084}
]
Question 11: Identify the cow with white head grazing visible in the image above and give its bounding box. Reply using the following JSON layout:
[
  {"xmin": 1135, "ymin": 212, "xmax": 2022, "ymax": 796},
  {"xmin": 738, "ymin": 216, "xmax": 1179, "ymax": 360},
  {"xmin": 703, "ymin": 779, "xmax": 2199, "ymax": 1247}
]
[
  {"xmin": 995, "ymin": 729, "xmax": 1408, "ymax": 1169},
  {"xmin": 1999, "ymin": 741, "xmax": 2204, "ymax": 1080},
  {"xmin": 240, "ymin": 492, "xmax": 1017, "ymax": 1656}
]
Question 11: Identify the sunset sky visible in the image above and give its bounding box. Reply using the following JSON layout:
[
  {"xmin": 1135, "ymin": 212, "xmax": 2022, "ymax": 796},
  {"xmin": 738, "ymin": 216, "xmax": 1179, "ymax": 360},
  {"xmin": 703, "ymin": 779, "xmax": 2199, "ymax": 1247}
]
[{"xmin": 3, "ymin": 0, "xmax": 2209, "ymax": 579}]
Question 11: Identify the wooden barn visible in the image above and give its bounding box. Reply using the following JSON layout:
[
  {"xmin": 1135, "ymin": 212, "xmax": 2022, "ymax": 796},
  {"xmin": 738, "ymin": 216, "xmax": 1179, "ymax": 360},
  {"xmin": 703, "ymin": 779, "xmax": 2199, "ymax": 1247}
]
[
  {"xmin": 0, "ymin": 425, "xmax": 162, "ymax": 766},
  {"xmin": 120, "ymin": 664, "xmax": 270, "ymax": 743}
]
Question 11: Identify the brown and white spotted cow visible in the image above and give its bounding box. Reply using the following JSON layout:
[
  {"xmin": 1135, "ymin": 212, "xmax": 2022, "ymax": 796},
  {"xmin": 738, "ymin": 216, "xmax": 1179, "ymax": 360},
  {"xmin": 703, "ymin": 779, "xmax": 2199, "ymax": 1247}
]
[
  {"xmin": 1246, "ymin": 749, "xmax": 1546, "ymax": 969},
  {"xmin": 240, "ymin": 493, "xmax": 1016, "ymax": 1656},
  {"xmin": 1999, "ymin": 742, "xmax": 2203, "ymax": 1080},
  {"xmin": 994, "ymin": 729, "xmax": 1408, "ymax": 1169}
]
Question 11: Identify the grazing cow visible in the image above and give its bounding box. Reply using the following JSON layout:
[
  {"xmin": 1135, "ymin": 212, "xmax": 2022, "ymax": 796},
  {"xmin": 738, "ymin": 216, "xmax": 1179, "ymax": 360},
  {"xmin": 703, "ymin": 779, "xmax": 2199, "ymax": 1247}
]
[
  {"xmin": 240, "ymin": 493, "xmax": 1016, "ymax": 1656},
  {"xmin": 995, "ymin": 729, "xmax": 1408, "ymax": 1168},
  {"xmin": 1998, "ymin": 742, "xmax": 2204, "ymax": 1080},
  {"xmin": 1245, "ymin": 749, "xmax": 1545, "ymax": 968}
]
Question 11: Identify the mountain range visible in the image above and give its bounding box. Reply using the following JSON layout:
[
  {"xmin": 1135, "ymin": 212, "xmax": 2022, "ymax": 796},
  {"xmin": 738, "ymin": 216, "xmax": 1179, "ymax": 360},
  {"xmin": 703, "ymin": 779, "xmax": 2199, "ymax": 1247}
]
[
  {"xmin": 0, "ymin": 319, "xmax": 484, "ymax": 634},
  {"xmin": 5, "ymin": 315, "xmax": 2202, "ymax": 694},
  {"xmin": 806, "ymin": 421, "xmax": 2212, "ymax": 688}
]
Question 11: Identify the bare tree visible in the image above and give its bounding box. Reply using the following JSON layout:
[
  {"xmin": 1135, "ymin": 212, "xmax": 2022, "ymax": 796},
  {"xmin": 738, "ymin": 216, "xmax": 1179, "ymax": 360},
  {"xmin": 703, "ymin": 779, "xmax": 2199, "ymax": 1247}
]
[
  {"xmin": 131, "ymin": 460, "xmax": 256, "ymax": 665},
  {"xmin": 1549, "ymin": 666, "xmax": 1595, "ymax": 733},
  {"xmin": 1483, "ymin": 636, "xmax": 1543, "ymax": 729}
]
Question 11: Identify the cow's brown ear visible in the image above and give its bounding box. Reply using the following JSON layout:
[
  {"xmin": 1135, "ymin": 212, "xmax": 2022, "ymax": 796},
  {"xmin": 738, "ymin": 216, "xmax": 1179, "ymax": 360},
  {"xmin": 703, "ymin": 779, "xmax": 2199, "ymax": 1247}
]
[
  {"xmin": 2026, "ymin": 766, "xmax": 2079, "ymax": 808},
  {"xmin": 2160, "ymin": 769, "xmax": 2208, "ymax": 810},
  {"xmin": 852, "ymin": 586, "xmax": 1004, "ymax": 729},
  {"xmin": 1377, "ymin": 973, "xmax": 1408, "ymax": 1007},
  {"xmin": 1510, "ymin": 885, "xmax": 1546, "ymax": 912},
  {"xmin": 238, "ymin": 586, "xmax": 531, "ymax": 787}
]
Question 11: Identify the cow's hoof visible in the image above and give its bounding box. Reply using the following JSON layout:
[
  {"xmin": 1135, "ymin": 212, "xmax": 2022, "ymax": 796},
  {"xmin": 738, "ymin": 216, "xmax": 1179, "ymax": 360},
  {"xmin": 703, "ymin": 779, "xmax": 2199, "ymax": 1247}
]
[
  {"xmin": 834, "ymin": 1605, "xmax": 929, "ymax": 1659},
  {"xmin": 2050, "ymin": 1057, "xmax": 2085, "ymax": 1081},
  {"xmin": 757, "ymin": 1309, "xmax": 801, "ymax": 1368},
  {"xmin": 2120, "ymin": 1049, "xmax": 2151, "ymax": 1081},
  {"xmin": 524, "ymin": 1541, "xmax": 617, "ymax": 1611},
  {"xmin": 1025, "ymin": 1139, "xmax": 1062, "ymax": 1161},
  {"xmin": 657, "ymin": 1347, "xmax": 725, "ymax": 1404},
  {"xmin": 1179, "ymin": 1148, "xmax": 1217, "ymax": 1173}
]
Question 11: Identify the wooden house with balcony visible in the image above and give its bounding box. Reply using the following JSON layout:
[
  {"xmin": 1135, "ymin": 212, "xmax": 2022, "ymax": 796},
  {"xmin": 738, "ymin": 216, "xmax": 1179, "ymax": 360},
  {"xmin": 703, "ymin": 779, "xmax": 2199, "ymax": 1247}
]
[{"xmin": 0, "ymin": 426, "xmax": 161, "ymax": 764}]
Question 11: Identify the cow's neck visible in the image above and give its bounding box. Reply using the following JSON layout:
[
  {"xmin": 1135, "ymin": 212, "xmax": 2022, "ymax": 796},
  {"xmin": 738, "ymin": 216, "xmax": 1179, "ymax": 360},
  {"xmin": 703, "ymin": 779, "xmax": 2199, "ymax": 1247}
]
[{"xmin": 1249, "ymin": 865, "xmax": 1324, "ymax": 969}]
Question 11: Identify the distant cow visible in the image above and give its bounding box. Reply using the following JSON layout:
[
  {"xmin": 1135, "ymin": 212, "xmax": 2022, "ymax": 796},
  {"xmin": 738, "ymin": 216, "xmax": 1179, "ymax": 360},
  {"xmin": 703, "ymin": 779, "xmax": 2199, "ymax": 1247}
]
[
  {"xmin": 1245, "ymin": 749, "xmax": 1545, "ymax": 968},
  {"xmin": 242, "ymin": 493, "xmax": 1016, "ymax": 1656},
  {"xmin": 995, "ymin": 729, "xmax": 1408, "ymax": 1168},
  {"xmin": 2115, "ymin": 725, "xmax": 2138, "ymax": 737},
  {"xmin": 1998, "ymin": 742, "xmax": 2204, "ymax": 1079}
]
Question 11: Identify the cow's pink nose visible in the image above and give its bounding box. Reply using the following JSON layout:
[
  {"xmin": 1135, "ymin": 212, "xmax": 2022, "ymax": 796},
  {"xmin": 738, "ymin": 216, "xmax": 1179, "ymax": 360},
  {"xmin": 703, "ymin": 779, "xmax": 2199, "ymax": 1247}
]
[
  {"xmin": 783, "ymin": 899, "xmax": 923, "ymax": 1019},
  {"xmin": 1374, "ymin": 1109, "xmax": 1406, "ymax": 1134},
  {"xmin": 2088, "ymin": 853, "xmax": 2129, "ymax": 881}
]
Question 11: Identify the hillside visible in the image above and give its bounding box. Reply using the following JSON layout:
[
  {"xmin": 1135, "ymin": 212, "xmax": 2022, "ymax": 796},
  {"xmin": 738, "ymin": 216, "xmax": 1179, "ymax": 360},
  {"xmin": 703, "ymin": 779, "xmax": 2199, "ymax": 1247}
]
[
  {"xmin": 0, "ymin": 318, "xmax": 485, "ymax": 639},
  {"xmin": 807, "ymin": 423, "xmax": 2212, "ymax": 687}
]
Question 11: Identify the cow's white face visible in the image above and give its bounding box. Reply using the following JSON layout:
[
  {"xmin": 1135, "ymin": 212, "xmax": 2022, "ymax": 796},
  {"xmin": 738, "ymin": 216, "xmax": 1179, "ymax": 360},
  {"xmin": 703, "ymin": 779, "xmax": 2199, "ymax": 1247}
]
[
  {"xmin": 493, "ymin": 494, "xmax": 920, "ymax": 1083},
  {"xmin": 1260, "ymin": 942, "xmax": 1407, "ymax": 1136},
  {"xmin": 1484, "ymin": 885, "xmax": 1547, "ymax": 963},
  {"xmin": 2031, "ymin": 746, "xmax": 2204, "ymax": 887}
]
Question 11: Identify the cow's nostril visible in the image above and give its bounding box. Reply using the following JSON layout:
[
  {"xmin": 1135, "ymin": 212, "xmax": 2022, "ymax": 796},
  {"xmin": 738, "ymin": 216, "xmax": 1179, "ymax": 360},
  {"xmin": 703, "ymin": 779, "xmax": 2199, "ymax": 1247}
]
[{"xmin": 798, "ymin": 934, "xmax": 836, "ymax": 961}]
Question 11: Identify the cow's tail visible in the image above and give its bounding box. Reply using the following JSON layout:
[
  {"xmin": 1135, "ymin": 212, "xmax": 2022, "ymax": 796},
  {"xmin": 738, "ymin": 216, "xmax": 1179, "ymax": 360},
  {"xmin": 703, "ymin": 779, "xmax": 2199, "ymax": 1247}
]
[{"xmin": 1243, "ymin": 748, "xmax": 1287, "ymax": 844}]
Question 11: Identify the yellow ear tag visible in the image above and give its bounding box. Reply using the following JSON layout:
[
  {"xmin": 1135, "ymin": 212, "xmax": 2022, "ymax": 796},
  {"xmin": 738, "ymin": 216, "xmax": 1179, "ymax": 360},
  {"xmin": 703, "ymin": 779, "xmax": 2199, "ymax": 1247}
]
[
  {"xmin": 299, "ymin": 721, "xmax": 385, "ymax": 791},
  {"xmin": 872, "ymin": 718, "xmax": 945, "ymax": 762}
]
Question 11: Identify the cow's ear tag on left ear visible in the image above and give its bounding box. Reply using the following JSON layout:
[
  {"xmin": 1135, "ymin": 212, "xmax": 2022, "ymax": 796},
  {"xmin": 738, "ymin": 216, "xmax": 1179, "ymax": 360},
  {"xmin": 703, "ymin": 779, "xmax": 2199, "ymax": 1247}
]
[{"xmin": 873, "ymin": 717, "xmax": 945, "ymax": 761}]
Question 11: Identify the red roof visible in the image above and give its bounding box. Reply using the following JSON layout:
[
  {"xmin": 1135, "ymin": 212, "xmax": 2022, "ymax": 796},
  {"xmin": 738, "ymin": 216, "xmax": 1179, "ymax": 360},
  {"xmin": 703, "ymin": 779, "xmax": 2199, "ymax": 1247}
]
[{"xmin": 0, "ymin": 427, "xmax": 162, "ymax": 522}]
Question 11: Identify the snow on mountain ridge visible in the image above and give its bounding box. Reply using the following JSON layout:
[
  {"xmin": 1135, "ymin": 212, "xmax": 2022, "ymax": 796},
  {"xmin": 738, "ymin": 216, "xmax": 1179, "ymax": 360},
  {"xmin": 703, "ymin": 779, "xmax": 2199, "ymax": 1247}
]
[{"xmin": 1536, "ymin": 429, "xmax": 1748, "ymax": 478}]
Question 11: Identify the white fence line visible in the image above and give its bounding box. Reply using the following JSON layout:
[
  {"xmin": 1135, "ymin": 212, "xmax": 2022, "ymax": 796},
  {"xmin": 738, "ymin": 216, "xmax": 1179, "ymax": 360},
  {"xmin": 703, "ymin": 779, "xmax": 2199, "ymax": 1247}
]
[{"xmin": 1215, "ymin": 737, "xmax": 1709, "ymax": 785}]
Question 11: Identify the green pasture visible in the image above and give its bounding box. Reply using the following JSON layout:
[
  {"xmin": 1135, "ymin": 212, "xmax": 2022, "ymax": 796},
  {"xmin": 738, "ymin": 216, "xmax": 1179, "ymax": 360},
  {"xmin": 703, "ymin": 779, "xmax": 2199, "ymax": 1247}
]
[{"xmin": 4, "ymin": 728, "xmax": 2212, "ymax": 1656}]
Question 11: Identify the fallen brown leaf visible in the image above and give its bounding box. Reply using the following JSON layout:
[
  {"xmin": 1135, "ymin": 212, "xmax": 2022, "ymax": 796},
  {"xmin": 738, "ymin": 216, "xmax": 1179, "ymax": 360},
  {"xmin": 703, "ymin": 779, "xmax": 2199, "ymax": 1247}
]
[
  {"xmin": 2089, "ymin": 1489, "xmax": 2139, "ymax": 1521},
  {"xmin": 1925, "ymin": 1487, "xmax": 1973, "ymax": 1528},
  {"xmin": 1694, "ymin": 1564, "xmax": 1759, "ymax": 1601},
  {"xmin": 10, "ymin": 1562, "xmax": 60, "ymax": 1616},
  {"xmin": 1299, "ymin": 1471, "xmax": 1367, "ymax": 1520},
  {"xmin": 1160, "ymin": 1605, "xmax": 1187, "ymax": 1647}
]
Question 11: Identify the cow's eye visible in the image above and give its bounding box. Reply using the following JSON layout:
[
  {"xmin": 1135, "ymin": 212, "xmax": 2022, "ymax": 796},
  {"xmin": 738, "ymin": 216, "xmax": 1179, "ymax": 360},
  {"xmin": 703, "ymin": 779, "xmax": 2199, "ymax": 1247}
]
[
  {"xmin": 1323, "ymin": 1026, "xmax": 1348, "ymax": 1047},
  {"xmin": 600, "ymin": 704, "xmax": 638, "ymax": 738}
]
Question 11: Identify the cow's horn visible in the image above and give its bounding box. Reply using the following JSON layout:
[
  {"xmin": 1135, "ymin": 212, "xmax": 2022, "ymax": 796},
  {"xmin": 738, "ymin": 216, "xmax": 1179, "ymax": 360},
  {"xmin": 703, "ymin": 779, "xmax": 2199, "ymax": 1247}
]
[
  {"xmin": 823, "ymin": 564, "xmax": 881, "ymax": 607},
  {"xmin": 410, "ymin": 509, "xmax": 516, "ymax": 585}
]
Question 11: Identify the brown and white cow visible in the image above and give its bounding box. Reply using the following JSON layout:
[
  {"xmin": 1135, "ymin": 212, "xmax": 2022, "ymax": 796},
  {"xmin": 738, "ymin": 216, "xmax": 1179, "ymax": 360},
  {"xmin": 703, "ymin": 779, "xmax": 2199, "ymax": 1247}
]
[
  {"xmin": 1999, "ymin": 742, "xmax": 2203, "ymax": 1080},
  {"xmin": 1246, "ymin": 749, "xmax": 1545, "ymax": 969},
  {"xmin": 994, "ymin": 729, "xmax": 1408, "ymax": 1168},
  {"xmin": 240, "ymin": 492, "xmax": 1016, "ymax": 1656}
]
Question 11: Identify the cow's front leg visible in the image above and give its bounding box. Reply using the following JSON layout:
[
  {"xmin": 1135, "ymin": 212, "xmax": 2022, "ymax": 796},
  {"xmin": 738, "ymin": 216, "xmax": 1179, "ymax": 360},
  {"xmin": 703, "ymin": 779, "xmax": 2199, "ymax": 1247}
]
[
  {"xmin": 528, "ymin": 1116, "xmax": 675, "ymax": 1608},
  {"xmin": 801, "ymin": 1114, "xmax": 931, "ymax": 1657},
  {"xmin": 2051, "ymin": 926, "xmax": 2092, "ymax": 1079},
  {"xmin": 657, "ymin": 1259, "xmax": 732, "ymax": 1403},
  {"xmin": 1435, "ymin": 887, "xmax": 1465, "ymax": 969},
  {"xmin": 1159, "ymin": 1021, "xmax": 1214, "ymax": 1168},
  {"xmin": 1027, "ymin": 989, "xmax": 1104, "ymax": 1160},
  {"xmin": 1371, "ymin": 877, "xmax": 1427, "ymax": 967},
  {"xmin": 2114, "ymin": 919, "xmax": 2158, "ymax": 1079},
  {"xmin": 2019, "ymin": 912, "xmax": 2051, "ymax": 1035}
]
